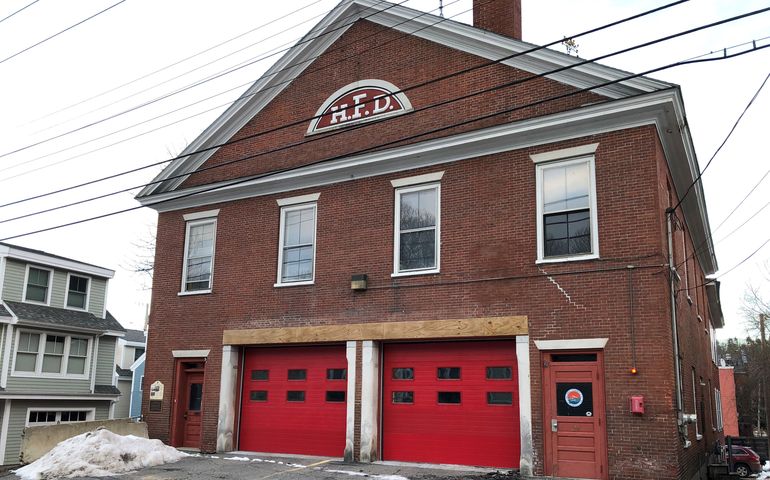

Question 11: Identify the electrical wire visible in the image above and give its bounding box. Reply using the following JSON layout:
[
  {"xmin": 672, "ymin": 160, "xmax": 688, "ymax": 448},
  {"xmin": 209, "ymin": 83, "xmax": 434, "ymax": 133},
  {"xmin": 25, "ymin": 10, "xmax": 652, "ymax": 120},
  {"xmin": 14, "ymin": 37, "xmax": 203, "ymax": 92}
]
[
  {"xmin": 3, "ymin": 6, "xmax": 765, "ymax": 225},
  {"xmin": 0, "ymin": 0, "xmax": 410, "ymax": 161},
  {"xmin": 0, "ymin": 0, "xmax": 40, "ymax": 26},
  {"xmin": 0, "ymin": 0, "xmax": 695, "ymax": 207},
  {"xmin": 2, "ymin": 40, "xmax": 767, "ymax": 241},
  {"xmin": 0, "ymin": 0, "xmax": 127, "ymax": 66},
  {"xmin": 25, "ymin": 0, "xmax": 327, "ymax": 126}
]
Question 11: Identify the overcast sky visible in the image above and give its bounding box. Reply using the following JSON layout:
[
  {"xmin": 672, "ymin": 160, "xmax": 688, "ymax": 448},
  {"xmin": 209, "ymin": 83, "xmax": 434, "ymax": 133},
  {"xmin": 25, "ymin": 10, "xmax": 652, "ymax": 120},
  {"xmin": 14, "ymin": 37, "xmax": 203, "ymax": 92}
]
[{"xmin": 0, "ymin": 0, "xmax": 768, "ymax": 337}]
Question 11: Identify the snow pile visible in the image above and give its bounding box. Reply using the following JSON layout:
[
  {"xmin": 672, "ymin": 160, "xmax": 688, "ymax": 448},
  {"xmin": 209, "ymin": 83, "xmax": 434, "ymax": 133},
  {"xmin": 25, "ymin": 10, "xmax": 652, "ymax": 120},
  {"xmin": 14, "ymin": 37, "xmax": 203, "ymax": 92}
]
[
  {"xmin": 757, "ymin": 461, "xmax": 770, "ymax": 480},
  {"xmin": 14, "ymin": 428, "xmax": 187, "ymax": 479}
]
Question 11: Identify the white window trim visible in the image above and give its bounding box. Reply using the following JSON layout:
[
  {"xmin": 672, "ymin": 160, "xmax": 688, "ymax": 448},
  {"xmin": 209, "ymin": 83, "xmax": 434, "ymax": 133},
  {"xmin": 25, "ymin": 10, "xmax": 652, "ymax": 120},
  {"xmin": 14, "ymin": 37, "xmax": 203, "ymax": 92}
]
[
  {"xmin": 535, "ymin": 155, "xmax": 599, "ymax": 263},
  {"xmin": 180, "ymin": 216, "xmax": 218, "ymax": 295},
  {"xmin": 182, "ymin": 209, "xmax": 220, "ymax": 221},
  {"xmin": 390, "ymin": 171, "xmax": 444, "ymax": 188},
  {"xmin": 392, "ymin": 183, "xmax": 441, "ymax": 277},
  {"xmin": 10, "ymin": 329, "xmax": 92, "ymax": 380},
  {"xmin": 275, "ymin": 202, "xmax": 317, "ymax": 287},
  {"xmin": 25, "ymin": 407, "xmax": 95, "ymax": 427},
  {"xmin": 64, "ymin": 273, "xmax": 91, "ymax": 312},
  {"xmin": 276, "ymin": 193, "xmax": 320, "ymax": 207},
  {"xmin": 22, "ymin": 265, "xmax": 53, "ymax": 306}
]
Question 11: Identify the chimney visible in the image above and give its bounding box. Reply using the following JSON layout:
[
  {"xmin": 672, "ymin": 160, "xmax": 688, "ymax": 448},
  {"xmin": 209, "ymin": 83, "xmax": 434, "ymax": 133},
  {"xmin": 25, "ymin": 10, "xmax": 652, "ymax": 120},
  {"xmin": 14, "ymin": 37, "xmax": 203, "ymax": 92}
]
[{"xmin": 473, "ymin": 0, "xmax": 522, "ymax": 40}]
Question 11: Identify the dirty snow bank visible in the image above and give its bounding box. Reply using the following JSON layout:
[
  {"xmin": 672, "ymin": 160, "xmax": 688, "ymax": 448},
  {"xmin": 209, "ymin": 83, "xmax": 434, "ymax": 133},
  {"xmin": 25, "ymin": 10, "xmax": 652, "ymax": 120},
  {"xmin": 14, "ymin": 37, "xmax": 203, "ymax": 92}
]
[
  {"xmin": 14, "ymin": 428, "xmax": 187, "ymax": 479},
  {"xmin": 758, "ymin": 461, "xmax": 770, "ymax": 480}
]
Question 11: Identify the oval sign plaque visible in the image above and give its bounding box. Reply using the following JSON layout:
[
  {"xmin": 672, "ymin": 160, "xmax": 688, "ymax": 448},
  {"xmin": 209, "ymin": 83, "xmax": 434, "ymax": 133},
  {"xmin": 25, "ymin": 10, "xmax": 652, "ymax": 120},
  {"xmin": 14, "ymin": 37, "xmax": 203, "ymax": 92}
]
[{"xmin": 307, "ymin": 79, "xmax": 412, "ymax": 135}]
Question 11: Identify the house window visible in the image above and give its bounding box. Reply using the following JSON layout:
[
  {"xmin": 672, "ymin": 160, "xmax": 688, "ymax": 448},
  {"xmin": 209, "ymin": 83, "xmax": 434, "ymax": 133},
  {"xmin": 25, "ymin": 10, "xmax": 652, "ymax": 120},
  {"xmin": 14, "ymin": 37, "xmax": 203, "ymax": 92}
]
[
  {"xmin": 13, "ymin": 331, "xmax": 91, "ymax": 378},
  {"xmin": 66, "ymin": 274, "xmax": 89, "ymax": 310},
  {"xmin": 277, "ymin": 203, "xmax": 317, "ymax": 285},
  {"xmin": 24, "ymin": 266, "xmax": 52, "ymax": 304},
  {"xmin": 394, "ymin": 183, "xmax": 440, "ymax": 274},
  {"xmin": 532, "ymin": 145, "xmax": 599, "ymax": 263},
  {"xmin": 27, "ymin": 409, "xmax": 93, "ymax": 426},
  {"xmin": 182, "ymin": 218, "xmax": 217, "ymax": 293},
  {"xmin": 134, "ymin": 347, "xmax": 145, "ymax": 362}
]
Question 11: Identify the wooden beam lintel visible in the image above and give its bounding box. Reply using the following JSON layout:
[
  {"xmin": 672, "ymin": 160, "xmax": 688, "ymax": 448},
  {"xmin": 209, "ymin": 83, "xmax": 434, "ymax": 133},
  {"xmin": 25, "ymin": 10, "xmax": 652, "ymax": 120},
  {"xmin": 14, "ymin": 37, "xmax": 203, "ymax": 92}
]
[{"xmin": 222, "ymin": 316, "xmax": 528, "ymax": 346}]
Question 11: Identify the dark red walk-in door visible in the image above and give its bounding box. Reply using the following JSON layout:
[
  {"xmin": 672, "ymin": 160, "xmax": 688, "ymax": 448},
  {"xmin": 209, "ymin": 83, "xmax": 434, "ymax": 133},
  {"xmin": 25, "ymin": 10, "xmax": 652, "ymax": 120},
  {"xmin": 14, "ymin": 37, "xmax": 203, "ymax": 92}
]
[
  {"xmin": 239, "ymin": 345, "xmax": 347, "ymax": 456},
  {"xmin": 382, "ymin": 341, "xmax": 520, "ymax": 468}
]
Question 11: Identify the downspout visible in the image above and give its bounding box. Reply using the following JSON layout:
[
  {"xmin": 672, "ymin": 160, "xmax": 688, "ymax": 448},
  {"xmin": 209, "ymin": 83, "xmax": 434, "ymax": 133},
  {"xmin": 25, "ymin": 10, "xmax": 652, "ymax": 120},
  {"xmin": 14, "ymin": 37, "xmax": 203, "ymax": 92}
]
[{"xmin": 666, "ymin": 208, "xmax": 687, "ymax": 443}]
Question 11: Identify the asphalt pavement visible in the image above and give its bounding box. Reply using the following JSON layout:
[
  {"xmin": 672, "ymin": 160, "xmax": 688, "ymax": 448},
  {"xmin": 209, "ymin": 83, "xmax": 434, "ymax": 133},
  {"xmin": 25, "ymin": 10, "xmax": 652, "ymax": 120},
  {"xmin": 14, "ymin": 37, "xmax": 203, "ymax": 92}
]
[{"xmin": 1, "ymin": 451, "xmax": 520, "ymax": 480}]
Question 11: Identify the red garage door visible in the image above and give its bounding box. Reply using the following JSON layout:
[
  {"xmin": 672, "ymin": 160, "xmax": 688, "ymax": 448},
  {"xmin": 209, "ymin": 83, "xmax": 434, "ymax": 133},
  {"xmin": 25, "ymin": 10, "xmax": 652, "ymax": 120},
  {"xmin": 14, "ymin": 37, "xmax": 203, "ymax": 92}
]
[
  {"xmin": 383, "ymin": 341, "xmax": 520, "ymax": 468},
  {"xmin": 239, "ymin": 345, "xmax": 347, "ymax": 456}
]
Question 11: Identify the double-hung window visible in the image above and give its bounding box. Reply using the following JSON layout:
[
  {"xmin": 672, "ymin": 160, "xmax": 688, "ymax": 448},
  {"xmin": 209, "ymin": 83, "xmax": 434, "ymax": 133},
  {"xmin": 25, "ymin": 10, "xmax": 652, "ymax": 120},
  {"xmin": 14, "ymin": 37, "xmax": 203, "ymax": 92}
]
[
  {"xmin": 181, "ymin": 210, "xmax": 219, "ymax": 294},
  {"xmin": 24, "ymin": 266, "xmax": 52, "ymax": 304},
  {"xmin": 276, "ymin": 194, "xmax": 318, "ymax": 286},
  {"xmin": 66, "ymin": 274, "xmax": 90, "ymax": 310},
  {"xmin": 13, "ymin": 330, "xmax": 91, "ymax": 378},
  {"xmin": 393, "ymin": 176, "xmax": 441, "ymax": 275},
  {"xmin": 533, "ymin": 145, "xmax": 599, "ymax": 262}
]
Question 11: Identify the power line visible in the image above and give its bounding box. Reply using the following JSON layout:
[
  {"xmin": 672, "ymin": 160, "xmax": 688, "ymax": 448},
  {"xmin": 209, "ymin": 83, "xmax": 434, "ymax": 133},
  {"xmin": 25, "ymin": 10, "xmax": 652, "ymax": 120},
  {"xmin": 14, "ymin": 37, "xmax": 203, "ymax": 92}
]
[
  {"xmin": 671, "ymin": 70, "xmax": 770, "ymax": 213},
  {"xmin": 0, "ymin": 0, "xmax": 693, "ymax": 208},
  {"xmin": 0, "ymin": 0, "xmax": 127, "ymax": 66},
  {"xmin": 0, "ymin": 0, "xmax": 410, "ymax": 161},
  {"xmin": 2, "ymin": 40, "xmax": 767, "ymax": 241},
  {"xmin": 0, "ymin": 0, "xmax": 40, "ymax": 26},
  {"xmin": 25, "ymin": 0, "xmax": 327, "ymax": 126},
  {"xmin": 0, "ymin": 0, "xmax": 445, "ymax": 179}
]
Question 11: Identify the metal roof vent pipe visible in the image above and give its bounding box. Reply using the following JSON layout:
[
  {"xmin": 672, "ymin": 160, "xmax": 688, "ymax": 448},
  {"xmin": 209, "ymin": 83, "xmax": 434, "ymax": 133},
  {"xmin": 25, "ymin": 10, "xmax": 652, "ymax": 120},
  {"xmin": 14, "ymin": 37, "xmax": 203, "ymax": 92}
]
[{"xmin": 473, "ymin": 0, "xmax": 522, "ymax": 40}]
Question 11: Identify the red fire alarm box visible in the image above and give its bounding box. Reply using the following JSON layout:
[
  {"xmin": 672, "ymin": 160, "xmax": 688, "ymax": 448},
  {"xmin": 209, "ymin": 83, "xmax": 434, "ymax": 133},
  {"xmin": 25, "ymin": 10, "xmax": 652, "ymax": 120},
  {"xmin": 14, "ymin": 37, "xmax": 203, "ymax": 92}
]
[{"xmin": 629, "ymin": 395, "xmax": 645, "ymax": 414}]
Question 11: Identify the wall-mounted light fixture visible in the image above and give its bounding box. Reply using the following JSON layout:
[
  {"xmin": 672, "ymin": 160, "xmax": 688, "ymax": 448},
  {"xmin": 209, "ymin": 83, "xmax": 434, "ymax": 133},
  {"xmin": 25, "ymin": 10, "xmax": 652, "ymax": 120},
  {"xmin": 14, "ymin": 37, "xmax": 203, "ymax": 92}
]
[{"xmin": 351, "ymin": 274, "xmax": 368, "ymax": 291}]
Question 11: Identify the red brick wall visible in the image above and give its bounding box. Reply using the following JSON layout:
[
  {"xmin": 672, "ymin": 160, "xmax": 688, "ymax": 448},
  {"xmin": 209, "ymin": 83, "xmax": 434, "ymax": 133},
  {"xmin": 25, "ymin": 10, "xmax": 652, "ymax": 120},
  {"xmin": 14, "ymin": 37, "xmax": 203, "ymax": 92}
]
[
  {"xmin": 180, "ymin": 20, "xmax": 606, "ymax": 190},
  {"xmin": 143, "ymin": 124, "xmax": 720, "ymax": 479}
]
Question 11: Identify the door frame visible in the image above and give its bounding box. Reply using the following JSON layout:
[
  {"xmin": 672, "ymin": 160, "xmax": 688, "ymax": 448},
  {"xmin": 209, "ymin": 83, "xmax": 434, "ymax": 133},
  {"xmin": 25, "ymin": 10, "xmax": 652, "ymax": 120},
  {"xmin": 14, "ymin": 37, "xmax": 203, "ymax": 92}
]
[
  {"xmin": 170, "ymin": 357, "xmax": 206, "ymax": 448},
  {"xmin": 541, "ymin": 349, "xmax": 608, "ymax": 480}
]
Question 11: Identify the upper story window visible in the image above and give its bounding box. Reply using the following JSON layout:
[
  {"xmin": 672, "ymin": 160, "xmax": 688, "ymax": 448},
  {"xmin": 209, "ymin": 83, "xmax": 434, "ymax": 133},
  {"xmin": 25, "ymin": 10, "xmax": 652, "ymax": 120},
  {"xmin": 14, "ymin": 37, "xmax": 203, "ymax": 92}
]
[
  {"xmin": 13, "ymin": 330, "xmax": 91, "ymax": 378},
  {"xmin": 65, "ymin": 274, "xmax": 90, "ymax": 310},
  {"xmin": 275, "ymin": 194, "xmax": 319, "ymax": 286},
  {"xmin": 392, "ymin": 173, "xmax": 443, "ymax": 276},
  {"xmin": 24, "ymin": 266, "xmax": 52, "ymax": 304},
  {"xmin": 180, "ymin": 209, "xmax": 219, "ymax": 294},
  {"xmin": 532, "ymin": 144, "xmax": 599, "ymax": 263}
]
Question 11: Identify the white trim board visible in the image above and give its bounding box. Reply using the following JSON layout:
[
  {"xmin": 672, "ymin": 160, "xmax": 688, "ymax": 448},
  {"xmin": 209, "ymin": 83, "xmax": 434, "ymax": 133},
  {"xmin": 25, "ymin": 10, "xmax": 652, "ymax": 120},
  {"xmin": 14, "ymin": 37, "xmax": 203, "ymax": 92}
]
[
  {"xmin": 534, "ymin": 338, "xmax": 609, "ymax": 350},
  {"xmin": 0, "ymin": 245, "xmax": 114, "ymax": 279},
  {"xmin": 172, "ymin": 349, "xmax": 210, "ymax": 358}
]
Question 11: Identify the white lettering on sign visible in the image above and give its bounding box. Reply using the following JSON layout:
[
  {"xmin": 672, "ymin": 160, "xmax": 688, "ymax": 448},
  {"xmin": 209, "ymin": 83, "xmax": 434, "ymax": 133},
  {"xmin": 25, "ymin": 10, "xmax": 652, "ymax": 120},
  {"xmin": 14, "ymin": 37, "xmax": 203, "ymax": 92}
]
[{"xmin": 307, "ymin": 79, "xmax": 412, "ymax": 135}]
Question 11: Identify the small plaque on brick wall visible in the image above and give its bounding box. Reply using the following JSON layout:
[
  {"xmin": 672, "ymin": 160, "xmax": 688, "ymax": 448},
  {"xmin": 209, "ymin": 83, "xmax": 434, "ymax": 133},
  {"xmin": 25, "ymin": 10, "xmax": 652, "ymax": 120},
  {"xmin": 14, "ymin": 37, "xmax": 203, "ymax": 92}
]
[{"xmin": 149, "ymin": 400, "xmax": 162, "ymax": 412}]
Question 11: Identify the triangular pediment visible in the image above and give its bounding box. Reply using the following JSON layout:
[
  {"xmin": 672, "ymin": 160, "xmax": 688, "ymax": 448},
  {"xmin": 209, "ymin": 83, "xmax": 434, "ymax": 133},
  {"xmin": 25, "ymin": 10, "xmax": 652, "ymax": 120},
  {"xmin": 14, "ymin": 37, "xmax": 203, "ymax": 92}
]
[{"xmin": 136, "ymin": 0, "xmax": 671, "ymax": 199}]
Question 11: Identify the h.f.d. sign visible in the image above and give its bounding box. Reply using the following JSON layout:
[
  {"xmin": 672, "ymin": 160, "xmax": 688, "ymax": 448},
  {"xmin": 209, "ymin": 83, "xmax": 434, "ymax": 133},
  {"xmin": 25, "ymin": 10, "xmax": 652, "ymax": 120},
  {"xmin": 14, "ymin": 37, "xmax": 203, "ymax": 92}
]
[{"xmin": 307, "ymin": 79, "xmax": 412, "ymax": 135}]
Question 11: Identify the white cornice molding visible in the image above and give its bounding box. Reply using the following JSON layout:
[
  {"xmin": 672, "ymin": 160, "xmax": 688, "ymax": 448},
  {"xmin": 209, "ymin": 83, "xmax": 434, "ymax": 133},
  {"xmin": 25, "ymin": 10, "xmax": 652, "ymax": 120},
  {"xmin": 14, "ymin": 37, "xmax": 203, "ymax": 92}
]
[
  {"xmin": 136, "ymin": 0, "xmax": 671, "ymax": 199},
  {"xmin": 1, "ymin": 246, "xmax": 114, "ymax": 279}
]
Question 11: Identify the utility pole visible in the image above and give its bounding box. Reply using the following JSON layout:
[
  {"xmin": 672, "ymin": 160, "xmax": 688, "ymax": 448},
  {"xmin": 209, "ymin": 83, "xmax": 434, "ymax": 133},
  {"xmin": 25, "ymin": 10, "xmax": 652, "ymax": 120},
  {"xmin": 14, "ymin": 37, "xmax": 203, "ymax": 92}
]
[{"xmin": 761, "ymin": 313, "xmax": 768, "ymax": 437}]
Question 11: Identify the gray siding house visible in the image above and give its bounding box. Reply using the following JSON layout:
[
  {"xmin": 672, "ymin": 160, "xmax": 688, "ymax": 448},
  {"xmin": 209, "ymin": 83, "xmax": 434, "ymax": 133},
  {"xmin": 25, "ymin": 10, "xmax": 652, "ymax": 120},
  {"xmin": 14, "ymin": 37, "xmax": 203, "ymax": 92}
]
[
  {"xmin": 0, "ymin": 242, "xmax": 125, "ymax": 465},
  {"xmin": 114, "ymin": 329, "xmax": 146, "ymax": 419}
]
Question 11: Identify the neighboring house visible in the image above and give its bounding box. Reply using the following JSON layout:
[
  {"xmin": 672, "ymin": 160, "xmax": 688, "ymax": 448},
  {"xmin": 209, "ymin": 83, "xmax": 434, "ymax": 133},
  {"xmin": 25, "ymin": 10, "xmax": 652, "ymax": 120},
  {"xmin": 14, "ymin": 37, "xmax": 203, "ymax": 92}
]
[
  {"xmin": 719, "ymin": 366, "xmax": 739, "ymax": 437},
  {"xmin": 136, "ymin": 1, "xmax": 725, "ymax": 479},
  {"xmin": 113, "ymin": 329, "xmax": 146, "ymax": 418},
  {"xmin": 0, "ymin": 242, "xmax": 125, "ymax": 465}
]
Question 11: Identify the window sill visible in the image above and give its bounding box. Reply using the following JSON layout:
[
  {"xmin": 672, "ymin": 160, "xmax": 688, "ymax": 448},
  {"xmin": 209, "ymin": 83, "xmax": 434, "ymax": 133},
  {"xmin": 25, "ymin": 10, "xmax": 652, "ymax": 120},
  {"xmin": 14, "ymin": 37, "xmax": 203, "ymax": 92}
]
[
  {"xmin": 687, "ymin": 295, "xmax": 693, "ymax": 305},
  {"xmin": 696, "ymin": 434, "xmax": 703, "ymax": 441},
  {"xmin": 536, "ymin": 253, "xmax": 599, "ymax": 265},
  {"xmin": 22, "ymin": 299, "xmax": 50, "ymax": 307},
  {"xmin": 697, "ymin": 315, "xmax": 703, "ymax": 323},
  {"xmin": 178, "ymin": 290, "xmax": 212, "ymax": 296},
  {"xmin": 64, "ymin": 306, "xmax": 88, "ymax": 312},
  {"xmin": 274, "ymin": 281, "xmax": 314, "ymax": 288},
  {"xmin": 391, "ymin": 269, "xmax": 440, "ymax": 278}
]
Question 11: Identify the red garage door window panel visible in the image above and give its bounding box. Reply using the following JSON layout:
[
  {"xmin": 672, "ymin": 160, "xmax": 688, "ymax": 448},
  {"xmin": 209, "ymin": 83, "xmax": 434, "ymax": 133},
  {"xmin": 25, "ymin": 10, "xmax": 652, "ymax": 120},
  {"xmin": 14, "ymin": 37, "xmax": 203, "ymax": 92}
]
[
  {"xmin": 240, "ymin": 345, "xmax": 347, "ymax": 456},
  {"xmin": 383, "ymin": 341, "xmax": 520, "ymax": 468}
]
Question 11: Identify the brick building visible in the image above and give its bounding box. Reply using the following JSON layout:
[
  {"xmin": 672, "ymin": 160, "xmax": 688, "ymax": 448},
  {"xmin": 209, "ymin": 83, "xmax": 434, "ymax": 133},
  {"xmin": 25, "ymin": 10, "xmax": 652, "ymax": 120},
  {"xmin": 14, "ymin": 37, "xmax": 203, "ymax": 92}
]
[{"xmin": 136, "ymin": 1, "xmax": 725, "ymax": 478}]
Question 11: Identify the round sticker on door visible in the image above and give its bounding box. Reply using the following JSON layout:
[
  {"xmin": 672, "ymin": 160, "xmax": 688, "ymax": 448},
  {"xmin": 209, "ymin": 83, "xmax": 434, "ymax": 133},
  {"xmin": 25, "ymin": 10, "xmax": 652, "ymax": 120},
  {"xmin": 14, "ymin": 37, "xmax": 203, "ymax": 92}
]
[{"xmin": 564, "ymin": 388, "xmax": 584, "ymax": 407}]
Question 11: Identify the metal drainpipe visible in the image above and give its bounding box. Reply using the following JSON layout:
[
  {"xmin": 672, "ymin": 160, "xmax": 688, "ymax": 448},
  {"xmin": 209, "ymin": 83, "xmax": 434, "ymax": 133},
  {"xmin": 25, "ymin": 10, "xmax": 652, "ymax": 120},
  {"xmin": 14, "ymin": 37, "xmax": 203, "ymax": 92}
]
[{"xmin": 666, "ymin": 208, "xmax": 686, "ymax": 440}]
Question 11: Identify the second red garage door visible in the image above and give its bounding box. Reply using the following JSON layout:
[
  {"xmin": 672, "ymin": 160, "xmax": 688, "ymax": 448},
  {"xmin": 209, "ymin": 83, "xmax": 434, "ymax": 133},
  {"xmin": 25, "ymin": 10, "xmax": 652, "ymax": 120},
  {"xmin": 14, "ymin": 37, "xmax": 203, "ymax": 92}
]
[
  {"xmin": 382, "ymin": 341, "xmax": 520, "ymax": 468},
  {"xmin": 239, "ymin": 345, "xmax": 347, "ymax": 456}
]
